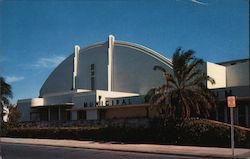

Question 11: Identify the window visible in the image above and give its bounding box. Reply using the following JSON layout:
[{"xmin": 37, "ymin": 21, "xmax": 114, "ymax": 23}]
[
  {"xmin": 91, "ymin": 64, "xmax": 95, "ymax": 70},
  {"xmin": 30, "ymin": 112, "xmax": 40, "ymax": 121},
  {"xmin": 77, "ymin": 110, "xmax": 86, "ymax": 120},
  {"xmin": 90, "ymin": 64, "xmax": 95, "ymax": 90},
  {"xmin": 91, "ymin": 77, "xmax": 95, "ymax": 90}
]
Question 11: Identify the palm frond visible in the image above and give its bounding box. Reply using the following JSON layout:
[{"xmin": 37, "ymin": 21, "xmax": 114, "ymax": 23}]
[
  {"xmin": 147, "ymin": 48, "xmax": 217, "ymax": 119},
  {"xmin": 0, "ymin": 77, "xmax": 13, "ymax": 104}
]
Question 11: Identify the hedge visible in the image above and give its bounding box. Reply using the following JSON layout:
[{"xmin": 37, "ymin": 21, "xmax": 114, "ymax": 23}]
[{"xmin": 2, "ymin": 119, "xmax": 250, "ymax": 148}]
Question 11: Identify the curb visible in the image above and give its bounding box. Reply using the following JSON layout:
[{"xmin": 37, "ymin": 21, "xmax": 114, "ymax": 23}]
[{"xmin": 1, "ymin": 141, "xmax": 247, "ymax": 159}]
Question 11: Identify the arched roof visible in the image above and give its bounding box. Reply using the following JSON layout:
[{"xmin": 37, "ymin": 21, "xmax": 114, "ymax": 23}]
[
  {"xmin": 40, "ymin": 39, "xmax": 173, "ymax": 96},
  {"xmin": 115, "ymin": 40, "xmax": 173, "ymax": 68},
  {"xmin": 69, "ymin": 40, "xmax": 173, "ymax": 68}
]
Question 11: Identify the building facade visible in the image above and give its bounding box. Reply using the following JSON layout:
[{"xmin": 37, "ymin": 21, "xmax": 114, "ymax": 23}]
[
  {"xmin": 210, "ymin": 59, "xmax": 249, "ymax": 127},
  {"xmin": 17, "ymin": 35, "xmax": 250, "ymax": 127}
]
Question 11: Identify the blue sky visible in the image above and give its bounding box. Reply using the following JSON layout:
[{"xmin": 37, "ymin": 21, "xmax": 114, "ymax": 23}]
[{"xmin": 0, "ymin": 0, "xmax": 249, "ymax": 103}]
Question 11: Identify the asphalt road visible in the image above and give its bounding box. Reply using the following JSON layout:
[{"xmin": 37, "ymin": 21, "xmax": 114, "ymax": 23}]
[{"xmin": 0, "ymin": 143, "xmax": 214, "ymax": 159}]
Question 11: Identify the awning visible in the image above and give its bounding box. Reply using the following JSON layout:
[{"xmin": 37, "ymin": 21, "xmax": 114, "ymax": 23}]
[{"xmin": 31, "ymin": 103, "xmax": 74, "ymax": 108}]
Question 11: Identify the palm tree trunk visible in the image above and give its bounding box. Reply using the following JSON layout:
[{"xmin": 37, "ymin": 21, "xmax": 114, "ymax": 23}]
[
  {"xmin": 0, "ymin": 100, "xmax": 3, "ymax": 137},
  {"xmin": 0, "ymin": 97, "xmax": 2, "ymax": 121}
]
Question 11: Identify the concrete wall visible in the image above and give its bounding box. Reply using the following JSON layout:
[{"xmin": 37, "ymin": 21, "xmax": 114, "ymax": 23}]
[
  {"xmin": 39, "ymin": 40, "xmax": 172, "ymax": 97},
  {"xmin": 31, "ymin": 98, "xmax": 44, "ymax": 107},
  {"xmin": 105, "ymin": 96, "xmax": 144, "ymax": 106},
  {"xmin": 40, "ymin": 54, "xmax": 74, "ymax": 96},
  {"xmin": 206, "ymin": 62, "xmax": 226, "ymax": 89},
  {"xmin": 40, "ymin": 43, "xmax": 108, "ymax": 97},
  {"xmin": 76, "ymin": 43, "xmax": 108, "ymax": 90},
  {"xmin": 112, "ymin": 42, "xmax": 172, "ymax": 94},
  {"xmin": 73, "ymin": 91, "xmax": 96, "ymax": 108},
  {"xmin": 96, "ymin": 90, "xmax": 139, "ymax": 106},
  {"xmin": 226, "ymin": 61, "xmax": 249, "ymax": 87},
  {"xmin": 86, "ymin": 110, "xmax": 98, "ymax": 120},
  {"xmin": 43, "ymin": 93, "xmax": 74, "ymax": 105}
]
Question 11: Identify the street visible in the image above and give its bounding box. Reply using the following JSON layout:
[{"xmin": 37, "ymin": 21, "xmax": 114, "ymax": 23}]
[{"xmin": 0, "ymin": 143, "xmax": 213, "ymax": 159}]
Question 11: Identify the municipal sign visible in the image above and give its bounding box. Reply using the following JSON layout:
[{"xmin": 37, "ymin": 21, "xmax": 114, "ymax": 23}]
[{"xmin": 227, "ymin": 96, "xmax": 236, "ymax": 108}]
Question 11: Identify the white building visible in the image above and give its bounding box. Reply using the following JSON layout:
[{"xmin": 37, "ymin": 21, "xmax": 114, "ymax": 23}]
[
  {"xmin": 210, "ymin": 59, "xmax": 249, "ymax": 127},
  {"xmin": 3, "ymin": 106, "xmax": 9, "ymax": 122},
  {"xmin": 16, "ymin": 35, "xmax": 249, "ymax": 127},
  {"xmin": 1, "ymin": 101, "xmax": 10, "ymax": 122}
]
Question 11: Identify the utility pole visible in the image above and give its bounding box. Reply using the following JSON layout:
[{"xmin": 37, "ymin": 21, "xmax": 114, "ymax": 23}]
[{"xmin": 227, "ymin": 96, "xmax": 236, "ymax": 158}]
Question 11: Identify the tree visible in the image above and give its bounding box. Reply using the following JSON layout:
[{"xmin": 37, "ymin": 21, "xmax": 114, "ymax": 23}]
[
  {"xmin": 0, "ymin": 77, "xmax": 13, "ymax": 104},
  {"xmin": 145, "ymin": 48, "xmax": 216, "ymax": 120},
  {"xmin": 0, "ymin": 77, "xmax": 13, "ymax": 124},
  {"xmin": 8, "ymin": 104, "xmax": 21, "ymax": 123}
]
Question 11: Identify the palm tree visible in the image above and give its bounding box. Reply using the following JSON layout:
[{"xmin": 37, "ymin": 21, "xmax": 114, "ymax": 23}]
[
  {"xmin": 146, "ymin": 48, "xmax": 216, "ymax": 120},
  {"xmin": 0, "ymin": 77, "xmax": 13, "ymax": 104},
  {"xmin": 0, "ymin": 77, "xmax": 13, "ymax": 123}
]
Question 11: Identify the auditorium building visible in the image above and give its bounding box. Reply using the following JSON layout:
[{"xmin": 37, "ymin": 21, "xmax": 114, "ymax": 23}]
[{"xmin": 17, "ymin": 35, "xmax": 250, "ymax": 127}]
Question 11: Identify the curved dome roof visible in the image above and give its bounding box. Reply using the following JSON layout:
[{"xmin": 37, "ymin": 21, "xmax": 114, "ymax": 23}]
[
  {"xmin": 115, "ymin": 40, "xmax": 172, "ymax": 68},
  {"xmin": 40, "ymin": 36, "xmax": 173, "ymax": 97}
]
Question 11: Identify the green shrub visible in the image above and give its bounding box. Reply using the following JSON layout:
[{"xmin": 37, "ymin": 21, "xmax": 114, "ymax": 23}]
[
  {"xmin": 178, "ymin": 119, "xmax": 249, "ymax": 147},
  {"xmin": 4, "ymin": 119, "xmax": 250, "ymax": 148}
]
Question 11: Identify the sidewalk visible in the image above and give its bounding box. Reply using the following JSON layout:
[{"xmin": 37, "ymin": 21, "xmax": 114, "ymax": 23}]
[{"xmin": 1, "ymin": 137, "xmax": 249, "ymax": 159}]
